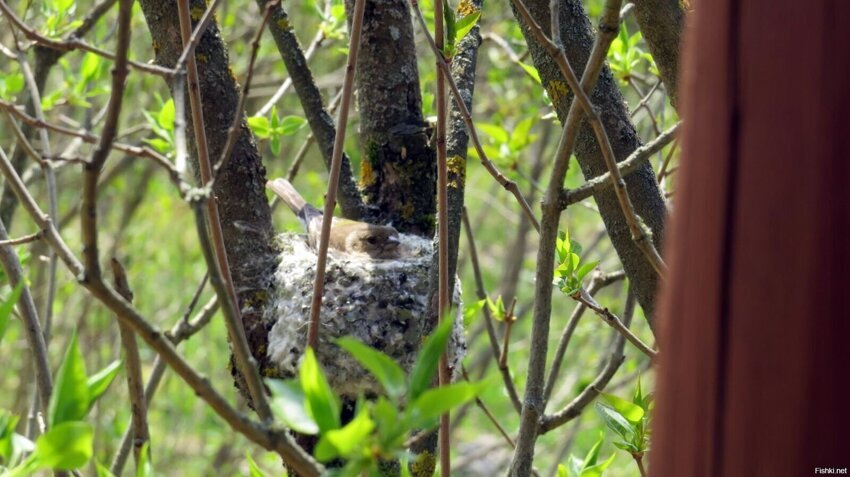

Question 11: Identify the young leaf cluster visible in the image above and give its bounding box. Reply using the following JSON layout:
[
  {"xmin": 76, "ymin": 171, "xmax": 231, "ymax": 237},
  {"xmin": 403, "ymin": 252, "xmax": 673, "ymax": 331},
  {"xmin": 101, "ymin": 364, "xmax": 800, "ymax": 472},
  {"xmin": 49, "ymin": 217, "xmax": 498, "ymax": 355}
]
[
  {"xmin": 594, "ymin": 378, "xmax": 652, "ymax": 461},
  {"xmin": 1, "ymin": 333, "xmax": 122, "ymax": 475},
  {"xmin": 554, "ymin": 230, "xmax": 598, "ymax": 297},
  {"xmin": 265, "ymin": 318, "xmax": 480, "ymax": 475}
]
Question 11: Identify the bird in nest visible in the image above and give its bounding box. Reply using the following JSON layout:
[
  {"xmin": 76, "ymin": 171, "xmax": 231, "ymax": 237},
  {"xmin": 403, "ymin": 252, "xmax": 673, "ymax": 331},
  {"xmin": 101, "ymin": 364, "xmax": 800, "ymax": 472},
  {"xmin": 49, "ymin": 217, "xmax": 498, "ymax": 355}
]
[{"xmin": 266, "ymin": 178, "xmax": 402, "ymax": 260}]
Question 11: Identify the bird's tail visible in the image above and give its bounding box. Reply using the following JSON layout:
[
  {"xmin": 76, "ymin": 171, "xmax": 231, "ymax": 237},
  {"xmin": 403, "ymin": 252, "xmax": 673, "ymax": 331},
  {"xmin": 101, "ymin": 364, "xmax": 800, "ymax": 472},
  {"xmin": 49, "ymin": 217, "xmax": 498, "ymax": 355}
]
[{"xmin": 266, "ymin": 179, "xmax": 322, "ymax": 228}]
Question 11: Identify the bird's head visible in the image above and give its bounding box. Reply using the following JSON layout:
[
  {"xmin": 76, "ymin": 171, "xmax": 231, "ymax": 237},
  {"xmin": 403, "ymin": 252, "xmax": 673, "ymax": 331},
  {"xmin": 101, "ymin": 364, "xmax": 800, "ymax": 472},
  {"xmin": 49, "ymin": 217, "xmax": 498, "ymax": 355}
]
[{"xmin": 346, "ymin": 225, "xmax": 402, "ymax": 259}]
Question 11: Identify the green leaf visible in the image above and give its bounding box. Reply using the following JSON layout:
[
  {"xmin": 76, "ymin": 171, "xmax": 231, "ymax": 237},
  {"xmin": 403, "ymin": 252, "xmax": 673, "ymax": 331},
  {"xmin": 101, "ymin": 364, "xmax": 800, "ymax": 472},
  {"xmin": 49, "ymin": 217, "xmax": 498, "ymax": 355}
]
[
  {"xmin": 270, "ymin": 135, "xmax": 282, "ymax": 157},
  {"xmin": 315, "ymin": 405, "xmax": 375, "ymax": 462},
  {"xmin": 557, "ymin": 464, "xmax": 569, "ymax": 477},
  {"xmin": 299, "ymin": 348, "xmax": 340, "ymax": 432},
  {"xmin": 372, "ymin": 397, "xmax": 403, "ymax": 448},
  {"xmin": 509, "ymin": 116, "xmax": 536, "ymax": 151},
  {"xmin": 408, "ymin": 317, "xmax": 455, "ymax": 400},
  {"xmin": 337, "ymin": 337, "xmax": 406, "ymax": 399},
  {"xmin": 80, "ymin": 53, "xmax": 101, "ymax": 82},
  {"xmin": 600, "ymin": 392, "xmax": 645, "ymax": 423},
  {"xmin": 0, "ymin": 282, "xmax": 24, "ymax": 345},
  {"xmin": 581, "ymin": 452, "xmax": 616, "ymax": 477},
  {"xmin": 276, "ymin": 116, "xmax": 307, "ymax": 136},
  {"xmin": 462, "ymin": 298, "xmax": 486, "ymax": 324},
  {"xmin": 86, "ymin": 360, "xmax": 123, "ymax": 413},
  {"xmin": 454, "ymin": 11, "xmax": 480, "ymax": 45},
  {"xmin": 575, "ymin": 261, "xmax": 599, "ymax": 283},
  {"xmin": 48, "ymin": 331, "xmax": 89, "ymax": 426},
  {"xmin": 95, "ymin": 459, "xmax": 117, "ymax": 477},
  {"xmin": 3, "ymin": 73, "xmax": 25, "ymax": 96},
  {"xmin": 144, "ymin": 138, "xmax": 172, "ymax": 153},
  {"xmin": 519, "ymin": 61, "xmax": 541, "ymax": 84},
  {"xmin": 582, "ymin": 435, "xmax": 603, "ymax": 468},
  {"xmin": 595, "ymin": 403, "xmax": 633, "ymax": 441},
  {"xmin": 135, "ymin": 442, "xmax": 152, "ymax": 477},
  {"xmin": 246, "ymin": 452, "xmax": 266, "ymax": 477},
  {"xmin": 33, "ymin": 421, "xmax": 93, "ymax": 470},
  {"xmin": 405, "ymin": 382, "xmax": 480, "ymax": 430},
  {"xmin": 442, "ymin": 0, "xmax": 457, "ymax": 53},
  {"xmin": 267, "ymin": 378, "xmax": 319, "ymax": 434},
  {"xmin": 477, "ymin": 123, "xmax": 509, "ymax": 144},
  {"xmin": 156, "ymin": 99, "xmax": 175, "ymax": 132},
  {"xmin": 247, "ymin": 116, "xmax": 271, "ymax": 138}
]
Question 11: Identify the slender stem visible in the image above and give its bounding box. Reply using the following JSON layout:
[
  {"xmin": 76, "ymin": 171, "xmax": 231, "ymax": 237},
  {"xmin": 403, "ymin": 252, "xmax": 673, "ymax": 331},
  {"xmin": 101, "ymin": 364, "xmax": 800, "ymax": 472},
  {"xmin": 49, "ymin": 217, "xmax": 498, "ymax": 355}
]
[
  {"xmin": 542, "ymin": 271, "xmax": 625, "ymax": 404},
  {"xmin": 434, "ymin": 0, "xmax": 452, "ymax": 473},
  {"xmin": 175, "ymin": 0, "xmax": 271, "ymax": 422},
  {"xmin": 0, "ymin": 0, "xmax": 171, "ymax": 77},
  {"xmin": 559, "ymin": 123, "xmax": 679, "ymax": 207},
  {"xmin": 0, "ymin": 100, "xmax": 181, "ymax": 184},
  {"xmin": 462, "ymin": 208, "xmax": 522, "ymax": 413},
  {"xmin": 0, "ymin": 230, "xmax": 42, "ymax": 246},
  {"xmin": 635, "ymin": 454, "xmax": 647, "ymax": 477},
  {"xmin": 212, "ymin": 0, "xmax": 279, "ymax": 182},
  {"xmin": 573, "ymin": 288, "xmax": 657, "ymax": 359},
  {"xmin": 110, "ymin": 258, "xmax": 150, "ymax": 467},
  {"xmin": 0, "ymin": 214, "xmax": 52, "ymax": 415},
  {"xmin": 306, "ymin": 0, "xmax": 366, "ymax": 349}
]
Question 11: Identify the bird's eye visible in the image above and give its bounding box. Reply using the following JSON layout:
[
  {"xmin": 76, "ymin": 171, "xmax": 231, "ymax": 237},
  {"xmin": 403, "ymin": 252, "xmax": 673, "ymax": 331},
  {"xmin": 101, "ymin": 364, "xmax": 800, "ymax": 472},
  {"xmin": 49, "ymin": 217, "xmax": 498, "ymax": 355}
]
[{"xmin": 366, "ymin": 236, "xmax": 377, "ymax": 245}]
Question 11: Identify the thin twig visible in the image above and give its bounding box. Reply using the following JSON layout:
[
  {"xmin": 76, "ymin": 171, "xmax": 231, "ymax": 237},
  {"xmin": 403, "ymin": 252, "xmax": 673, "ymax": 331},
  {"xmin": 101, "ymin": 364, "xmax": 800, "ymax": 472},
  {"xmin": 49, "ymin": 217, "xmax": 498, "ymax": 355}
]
[
  {"xmin": 0, "ymin": 0, "xmax": 171, "ymax": 77},
  {"xmin": 461, "ymin": 366, "xmax": 515, "ymax": 448},
  {"xmin": 306, "ymin": 0, "xmax": 366, "ymax": 350},
  {"xmin": 410, "ymin": 3, "xmax": 540, "ymax": 233},
  {"xmin": 559, "ymin": 123, "xmax": 679, "ymax": 208},
  {"xmin": 572, "ymin": 288, "xmax": 657, "ymax": 359},
  {"xmin": 0, "ymin": 100, "xmax": 181, "ymax": 184},
  {"xmin": 0, "ymin": 214, "xmax": 52, "ymax": 415},
  {"xmin": 110, "ymin": 258, "xmax": 150, "ymax": 467},
  {"xmin": 539, "ymin": 291, "xmax": 635, "ymax": 433},
  {"xmin": 462, "ymin": 208, "xmax": 523, "ymax": 414},
  {"xmin": 0, "ymin": 230, "xmax": 43, "ymax": 246},
  {"xmin": 433, "ymin": 0, "xmax": 452, "ymax": 472},
  {"xmin": 174, "ymin": 0, "xmax": 272, "ymax": 422},
  {"xmin": 255, "ymin": 11, "xmax": 327, "ymax": 117},
  {"xmin": 543, "ymin": 270, "xmax": 625, "ymax": 404},
  {"xmin": 109, "ymin": 293, "xmax": 217, "ymax": 476},
  {"xmin": 212, "ymin": 0, "xmax": 279, "ymax": 181}
]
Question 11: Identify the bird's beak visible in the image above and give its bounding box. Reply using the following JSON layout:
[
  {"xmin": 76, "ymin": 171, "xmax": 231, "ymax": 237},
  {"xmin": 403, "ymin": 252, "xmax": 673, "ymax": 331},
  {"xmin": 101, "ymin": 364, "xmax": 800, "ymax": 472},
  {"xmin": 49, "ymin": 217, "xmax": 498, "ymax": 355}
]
[{"xmin": 386, "ymin": 236, "xmax": 401, "ymax": 247}]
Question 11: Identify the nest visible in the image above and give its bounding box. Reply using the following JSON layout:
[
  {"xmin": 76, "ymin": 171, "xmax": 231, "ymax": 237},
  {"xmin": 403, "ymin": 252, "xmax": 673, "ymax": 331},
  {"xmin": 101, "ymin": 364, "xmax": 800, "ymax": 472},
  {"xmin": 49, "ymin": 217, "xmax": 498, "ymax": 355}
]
[{"xmin": 264, "ymin": 233, "xmax": 465, "ymax": 398}]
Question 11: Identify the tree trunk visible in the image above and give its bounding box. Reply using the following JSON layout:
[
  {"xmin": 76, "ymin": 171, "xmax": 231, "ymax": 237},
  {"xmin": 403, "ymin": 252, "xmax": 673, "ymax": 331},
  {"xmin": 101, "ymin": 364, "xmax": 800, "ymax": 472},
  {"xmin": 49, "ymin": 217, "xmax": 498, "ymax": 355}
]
[{"xmin": 346, "ymin": 0, "xmax": 436, "ymax": 236}]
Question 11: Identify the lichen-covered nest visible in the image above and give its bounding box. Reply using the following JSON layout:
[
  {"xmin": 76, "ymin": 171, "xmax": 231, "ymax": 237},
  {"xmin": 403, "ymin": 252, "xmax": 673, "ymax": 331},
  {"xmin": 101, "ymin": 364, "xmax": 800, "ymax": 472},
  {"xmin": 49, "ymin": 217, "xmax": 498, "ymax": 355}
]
[{"xmin": 265, "ymin": 233, "xmax": 465, "ymax": 398}]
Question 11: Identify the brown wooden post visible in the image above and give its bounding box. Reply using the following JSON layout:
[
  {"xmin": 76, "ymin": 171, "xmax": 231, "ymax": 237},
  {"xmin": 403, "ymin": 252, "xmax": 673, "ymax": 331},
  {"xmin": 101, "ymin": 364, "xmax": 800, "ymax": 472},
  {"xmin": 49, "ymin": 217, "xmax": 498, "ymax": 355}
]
[{"xmin": 653, "ymin": 2, "xmax": 850, "ymax": 476}]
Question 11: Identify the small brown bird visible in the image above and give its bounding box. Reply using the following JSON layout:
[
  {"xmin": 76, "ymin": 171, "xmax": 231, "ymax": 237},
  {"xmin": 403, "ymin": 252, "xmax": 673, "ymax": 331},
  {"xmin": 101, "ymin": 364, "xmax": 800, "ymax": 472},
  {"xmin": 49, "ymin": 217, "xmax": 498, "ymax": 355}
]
[{"xmin": 266, "ymin": 178, "xmax": 402, "ymax": 259}]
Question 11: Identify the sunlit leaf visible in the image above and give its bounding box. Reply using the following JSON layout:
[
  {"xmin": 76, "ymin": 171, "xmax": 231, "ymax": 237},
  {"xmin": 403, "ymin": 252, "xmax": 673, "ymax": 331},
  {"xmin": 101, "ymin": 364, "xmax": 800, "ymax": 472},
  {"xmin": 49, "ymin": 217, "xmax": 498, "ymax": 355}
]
[
  {"xmin": 409, "ymin": 317, "xmax": 454, "ymax": 400},
  {"xmin": 48, "ymin": 332, "xmax": 89, "ymax": 426},
  {"xmin": 33, "ymin": 421, "xmax": 93, "ymax": 470},
  {"xmin": 299, "ymin": 348, "xmax": 340, "ymax": 432},
  {"xmin": 267, "ymin": 378, "xmax": 319, "ymax": 435},
  {"xmin": 337, "ymin": 337, "xmax": 406, "ymax": 399}
]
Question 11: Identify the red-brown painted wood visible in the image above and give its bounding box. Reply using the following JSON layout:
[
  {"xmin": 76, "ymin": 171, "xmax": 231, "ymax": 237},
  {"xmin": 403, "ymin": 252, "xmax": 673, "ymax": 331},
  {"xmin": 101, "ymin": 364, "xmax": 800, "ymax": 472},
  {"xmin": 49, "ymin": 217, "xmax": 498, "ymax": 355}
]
[{"xmin": 653, "ymin": 2, "xmax": 850, "ymax": 476}]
